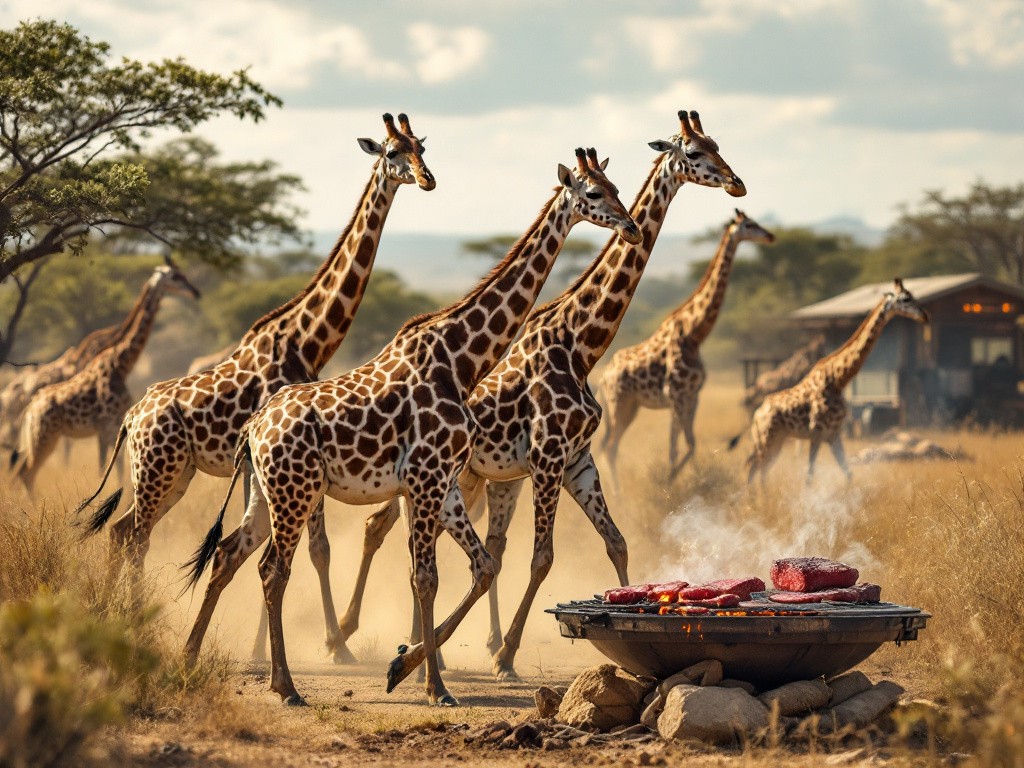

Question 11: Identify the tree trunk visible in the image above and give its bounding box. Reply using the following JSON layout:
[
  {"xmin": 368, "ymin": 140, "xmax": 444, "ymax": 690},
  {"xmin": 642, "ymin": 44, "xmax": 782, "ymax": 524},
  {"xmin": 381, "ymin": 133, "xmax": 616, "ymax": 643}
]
[{"xmin": 0, "ymin": 259, "xmax": 48, "ymax": 365}]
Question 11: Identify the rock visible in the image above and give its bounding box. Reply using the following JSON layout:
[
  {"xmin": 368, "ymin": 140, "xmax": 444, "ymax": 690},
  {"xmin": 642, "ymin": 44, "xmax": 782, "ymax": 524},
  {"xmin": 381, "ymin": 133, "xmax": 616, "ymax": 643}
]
[
  {"xmin": 719, "ymin": 679, "xmax": 757, "ymax": 695},
  {"xmin": 657, "ymin": 684, "xmax": 770, "ymax": 745},
  {"xmin": 500, "ymin": 722, "xmax": 542, "ymax": 749},
  {"xmin": 535, "ymin": 686, "xmax": 564, "ymax": 718},
  {"xmin": 556, "ymin": 664, "xmax": 655, "ymax": 732},
  {"xmin": 680, "ymin": 659, "xmax": 724, "ymax": 687},
  {"xmin": 640, "ymin": 696, "xmax": 662, "ymax": 729},
  {"xmin": 758, "ymin": 679, "xmax": 831, "ymax": 716},
  {"xmin": 827, "ymin": 671, "xmax": 873, "ymax": 706},
  {"xmin": 818, "ymin": 681, "xmax": 905, "ymax": 733}
]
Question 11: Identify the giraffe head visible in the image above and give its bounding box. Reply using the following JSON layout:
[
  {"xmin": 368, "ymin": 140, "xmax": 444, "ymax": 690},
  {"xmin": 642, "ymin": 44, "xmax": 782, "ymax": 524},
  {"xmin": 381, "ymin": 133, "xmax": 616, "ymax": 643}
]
[
  {"xmin": 647, "ymin": 110, "xmax": 746, "ymax": 197},
  {"xmin": 884, "ymin": 278, "xmax": 929, "ymax": 324},
  {"xmin": 152, "ymin": 255, "xmax": 201, "ymax": 300},
  {"xmin": 732, "ymin": 209, "xmax": 776, "ymax": 245},
  {"xmin": 556, "ymin": 148, "xmax": 642, "ymax": 244},
  {"xmin": 357, "ymin": 112, "xmax": 435, "ymax": 191}
]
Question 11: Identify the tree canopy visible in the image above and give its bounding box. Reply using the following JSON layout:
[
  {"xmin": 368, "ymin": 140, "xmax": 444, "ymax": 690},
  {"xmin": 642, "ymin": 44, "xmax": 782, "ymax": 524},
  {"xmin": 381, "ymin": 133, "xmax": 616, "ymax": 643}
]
[{"xmin": 0, "ymin": 19, "xmax": 305, "ymax": 361}]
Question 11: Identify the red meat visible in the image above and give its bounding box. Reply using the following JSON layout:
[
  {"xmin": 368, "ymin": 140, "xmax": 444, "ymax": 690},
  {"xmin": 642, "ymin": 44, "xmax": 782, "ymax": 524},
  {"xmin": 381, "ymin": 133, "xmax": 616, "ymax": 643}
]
[
  {"xmin": 646, "ymin": 581, "xmax": 689, "ymax": 602},
  {"xmin": 680, "ymin": 593, "xmax": 741, "ymax": 608},
  {"xmin": 603, "ymin": 585, "xmax": 651, "ymax": 604},
  {"xmin": 770, "ymin": 557, "xmax": 859, "ymax": 592},
  {"xmin": 768, "ymin": 582, "xmax": 882, "ymax": 604}
]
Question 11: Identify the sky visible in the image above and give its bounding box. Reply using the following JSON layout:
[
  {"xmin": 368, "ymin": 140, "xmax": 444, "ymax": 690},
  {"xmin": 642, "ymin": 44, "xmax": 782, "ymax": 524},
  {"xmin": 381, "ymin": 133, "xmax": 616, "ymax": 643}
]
[{"xmin": 6, "ymin": 0, "xmax": 1024, "ymax": 238}]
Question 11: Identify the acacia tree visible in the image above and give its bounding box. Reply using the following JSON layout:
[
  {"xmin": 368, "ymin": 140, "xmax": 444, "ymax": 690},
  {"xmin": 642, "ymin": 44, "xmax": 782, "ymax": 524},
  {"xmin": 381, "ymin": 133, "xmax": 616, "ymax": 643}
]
[
  {"xmin": 0, "ymin": 20, "xmax": 304, "ymax": 361},
  {"xmin": 895, "ymin": 181, "xmax": 1024, "ymax": 286}
]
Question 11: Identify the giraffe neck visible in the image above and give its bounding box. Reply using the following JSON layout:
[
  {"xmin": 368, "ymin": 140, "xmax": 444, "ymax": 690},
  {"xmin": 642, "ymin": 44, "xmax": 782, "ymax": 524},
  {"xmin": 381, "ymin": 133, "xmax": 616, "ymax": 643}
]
[
  {"xmin": 67, "ymin": 278, "xmax": 152, "ymax": 368},
  {"xmin": 246, "ymin": 166, "xmax": 399, "ymax": 375},
  {"xmin": 664, "ymin": 221, "xmax": 742, "ymax": 346},
  {"xmin": 534, "ymin": 162, "xmax": 683, "ymax": 375},
  {"xmin": 820, "ymin": 300, "xmax": 891, "ymax": 388},
  {"xmin": 421, "ymin": 190, "xmax": 576, "ymax": 393},
  {"xmin": 107, "ymin": 278, "xmax": 167, "ymax": 379}
]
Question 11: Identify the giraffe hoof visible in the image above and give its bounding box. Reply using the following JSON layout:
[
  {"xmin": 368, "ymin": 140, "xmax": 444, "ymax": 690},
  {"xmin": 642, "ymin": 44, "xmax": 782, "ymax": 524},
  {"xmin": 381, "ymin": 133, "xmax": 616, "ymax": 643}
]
[
  {"xmin": 283, "ymin": 693, "xmax": 308, "ymax": 707},
  {"xmin": 493, "ymin": 663, "xmax": 520, "ymax": 682},
  {"xmin": 433, "ymin": 693, "xmax": 459, "ymax": 707},
  {"xmin": 328, "ymin": 638, "xmax": 359, "ymax": 665}
]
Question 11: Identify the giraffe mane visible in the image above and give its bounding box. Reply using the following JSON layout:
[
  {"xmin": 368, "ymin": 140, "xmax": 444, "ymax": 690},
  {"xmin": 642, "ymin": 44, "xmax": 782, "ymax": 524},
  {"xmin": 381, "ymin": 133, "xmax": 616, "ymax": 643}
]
[
  {"xmin": 240, "ymin": 173, "xmax": 378, "ymax": 341},
  {"xmin": 397, "ymin": 190, "xmax": 562, "ymax": 333},
  {"xmin": 529, "ymin": 160, "xmax": 663, "ymax": 322}
]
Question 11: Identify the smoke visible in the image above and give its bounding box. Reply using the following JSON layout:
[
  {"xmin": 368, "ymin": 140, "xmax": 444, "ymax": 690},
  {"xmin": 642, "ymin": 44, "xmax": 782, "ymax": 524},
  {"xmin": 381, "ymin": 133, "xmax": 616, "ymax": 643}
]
[{"xmin": 653, "ymin": 470, "xmax": 881, "ymax": 587}]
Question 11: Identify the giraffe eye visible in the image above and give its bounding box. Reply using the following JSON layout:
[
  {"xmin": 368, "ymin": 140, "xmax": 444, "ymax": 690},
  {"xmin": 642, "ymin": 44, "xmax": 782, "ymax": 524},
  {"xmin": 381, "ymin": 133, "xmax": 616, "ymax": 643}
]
[
  {"xmin": 585, "ymin": 191, "xmax": 602, "ymax": 200},
  {"xmin": 386, "ymin": 150, "xmax": 400, "ymax": 160},
  {"xmin": 685, "ymin": 150, "xmax": 703, "ymax": 161}
]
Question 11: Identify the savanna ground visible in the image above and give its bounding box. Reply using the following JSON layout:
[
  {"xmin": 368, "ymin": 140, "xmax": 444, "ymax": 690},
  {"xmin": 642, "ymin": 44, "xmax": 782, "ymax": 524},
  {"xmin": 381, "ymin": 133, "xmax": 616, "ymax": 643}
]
[{"xmin": 2, "ymin": 371, "xmax": 1023, "ymax": 767}]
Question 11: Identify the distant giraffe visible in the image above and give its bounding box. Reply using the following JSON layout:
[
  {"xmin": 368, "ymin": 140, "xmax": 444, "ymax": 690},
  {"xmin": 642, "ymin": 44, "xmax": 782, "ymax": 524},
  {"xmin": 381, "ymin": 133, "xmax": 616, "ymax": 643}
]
[
  {"xmin": 12, "ymin": 262, "xmax": 200, "ymax": 493},
  {"xmin": 335, "ymin": 110, "xmax": 748, "ymax": 680},
  {"xmin": 741, "ymin": 279, "xmax": 929, "ymax": 485},
  {"xmin": 0, "ymin": 281, "xmax": 153, "ymax": 450},
  {"xmin": 742, "ymin": 334, "xmax": 828, "ymax": 413},
  {"xmin": 598, "ymin": 209, "xmax": 775, "ymax": 485},
  {"xmin": 73, "ymin": 113, "xmax": 435, "ymax": 665},
  {"xmin": 181, "ymin": 147, "xmax": 641, "ymax": 706}
]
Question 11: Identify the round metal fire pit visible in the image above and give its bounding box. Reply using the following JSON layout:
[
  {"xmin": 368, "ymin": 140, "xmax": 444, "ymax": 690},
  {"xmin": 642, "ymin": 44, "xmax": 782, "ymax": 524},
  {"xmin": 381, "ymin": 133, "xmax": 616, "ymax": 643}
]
[{"xmin": 547, "ymin": 598, "xmax": 929, "ymax": 688}]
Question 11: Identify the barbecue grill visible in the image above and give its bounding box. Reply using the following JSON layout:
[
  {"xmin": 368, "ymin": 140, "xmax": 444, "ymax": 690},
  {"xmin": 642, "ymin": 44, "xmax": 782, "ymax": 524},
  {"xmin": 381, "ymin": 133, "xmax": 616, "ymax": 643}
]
[{"xmin": 547, "ymin": 594, "xmax": 929, "ymax": 688}]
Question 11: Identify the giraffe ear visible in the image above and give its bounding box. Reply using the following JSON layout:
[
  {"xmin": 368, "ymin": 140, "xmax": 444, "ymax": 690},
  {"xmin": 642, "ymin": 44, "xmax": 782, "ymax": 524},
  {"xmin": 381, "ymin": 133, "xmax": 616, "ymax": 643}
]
[
  {"xmin": 357, "ymin": 138, "xmax": 382, "ymax": 155},
  {"xmin": 557, "ymin": 163, "xmax": 578, "ymax": 190},
  {"xmin": 599, "ymin": 157, "xmax": 610, "ymax": 171},
  {"xmin": 648, "ymin": 140, "xmax": 675, "ymax": 152}
]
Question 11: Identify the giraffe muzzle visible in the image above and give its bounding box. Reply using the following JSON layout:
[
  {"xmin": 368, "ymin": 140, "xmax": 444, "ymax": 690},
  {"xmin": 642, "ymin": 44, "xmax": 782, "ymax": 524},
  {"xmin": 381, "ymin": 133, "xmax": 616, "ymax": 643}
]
[
  {"xmin": 726, "ymin": 176, "xmax": 747, "ymax": 198},
  {"xmin": 620, "ymin": 221, "xmax": 643, "ymax": 245}
]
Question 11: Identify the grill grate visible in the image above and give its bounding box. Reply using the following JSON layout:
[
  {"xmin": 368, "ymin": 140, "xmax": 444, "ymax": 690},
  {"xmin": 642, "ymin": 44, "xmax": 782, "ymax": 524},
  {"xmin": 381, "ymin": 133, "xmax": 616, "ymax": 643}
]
[{"xmin": 557, "ymin": 593, "xmax": 920, "ymax": 618}]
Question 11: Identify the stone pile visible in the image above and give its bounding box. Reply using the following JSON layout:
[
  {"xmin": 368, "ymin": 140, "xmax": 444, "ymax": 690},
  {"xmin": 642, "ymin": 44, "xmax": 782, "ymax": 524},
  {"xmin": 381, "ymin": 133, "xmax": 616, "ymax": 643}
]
[{"xmin": 541, "ymin": 663, "xmax": 906, "ymax": 746}]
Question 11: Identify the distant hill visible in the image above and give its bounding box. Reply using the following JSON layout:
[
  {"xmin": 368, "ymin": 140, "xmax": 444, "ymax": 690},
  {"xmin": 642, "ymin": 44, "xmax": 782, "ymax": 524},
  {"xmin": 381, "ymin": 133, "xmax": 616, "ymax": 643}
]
[{"xmin": 307, "ymin": 216, "xmax": 885, "ymax": 293}]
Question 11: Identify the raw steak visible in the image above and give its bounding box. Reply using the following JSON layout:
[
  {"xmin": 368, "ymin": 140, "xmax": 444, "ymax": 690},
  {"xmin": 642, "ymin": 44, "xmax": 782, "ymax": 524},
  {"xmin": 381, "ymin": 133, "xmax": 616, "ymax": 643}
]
[
  {"xmin": 680, "ymin": 593, "xmax": 741, "ymax": 608},
  {"xmin": 603, "ymin": 585, "xmax": 651, "ymax": 604},
  {"xmin": 770, "ymin": 557, "xmax": 859, "ymax": 592},
  {"xmin": 681, "ymin": 577, "xmax": 766, "ymax": 602},
  {"xmin": 646, "ymin": 581, "xmax": 689, "ymax": 602},
  {"xmin": 768, "ymin": 583, "xmax": 882, "ymax": 604}
]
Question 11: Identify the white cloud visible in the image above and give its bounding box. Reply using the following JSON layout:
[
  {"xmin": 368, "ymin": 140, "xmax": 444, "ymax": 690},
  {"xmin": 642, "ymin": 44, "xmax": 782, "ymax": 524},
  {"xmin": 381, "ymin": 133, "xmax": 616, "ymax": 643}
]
[
  {"xmin": 926, "ymin": 0, "xmax": 1024, "ymax": 69},
  {"xmin": 407, "ymin": 22, "xmax": 488, "ymax": 84}
]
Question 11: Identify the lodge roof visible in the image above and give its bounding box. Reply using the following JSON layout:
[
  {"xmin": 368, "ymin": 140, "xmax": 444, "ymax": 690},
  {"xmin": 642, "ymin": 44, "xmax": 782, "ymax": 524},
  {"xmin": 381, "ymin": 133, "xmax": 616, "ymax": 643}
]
[{"xmin": 792, "ymin": 273, "xmax": 1024, "ymax": 320}]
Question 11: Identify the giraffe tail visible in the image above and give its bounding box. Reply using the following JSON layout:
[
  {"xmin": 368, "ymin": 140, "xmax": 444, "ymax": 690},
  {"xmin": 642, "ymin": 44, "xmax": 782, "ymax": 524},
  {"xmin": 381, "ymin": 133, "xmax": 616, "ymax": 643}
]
[
  {"xmin": 180, "ymin": 433, "xmax": 251, "ymax": 594},
  {"xmin": 73, "ymin": 424, "xmax": 128, "ymax": 534}
]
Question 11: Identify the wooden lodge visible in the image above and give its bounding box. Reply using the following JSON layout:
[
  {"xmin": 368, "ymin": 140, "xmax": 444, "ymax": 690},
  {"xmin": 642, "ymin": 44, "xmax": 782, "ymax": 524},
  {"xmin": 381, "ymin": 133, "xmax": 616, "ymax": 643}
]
[{"xmin": 750, "ymin": 274, "xmax": 1024, "ymax": 430}]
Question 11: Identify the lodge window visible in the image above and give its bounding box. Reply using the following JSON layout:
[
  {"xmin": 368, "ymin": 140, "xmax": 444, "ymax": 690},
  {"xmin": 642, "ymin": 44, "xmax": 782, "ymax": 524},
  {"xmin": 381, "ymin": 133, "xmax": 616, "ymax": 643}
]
[{"xmin": 971, "ymin": 336, "xmax": 1014, "ymax": 366}]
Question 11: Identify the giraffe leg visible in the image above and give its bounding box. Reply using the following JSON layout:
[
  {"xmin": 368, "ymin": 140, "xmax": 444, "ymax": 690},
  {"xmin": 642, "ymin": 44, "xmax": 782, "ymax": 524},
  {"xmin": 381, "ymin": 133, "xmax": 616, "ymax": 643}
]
[
  {"xmin": 830, "ymin": 436, "xmax": 852, "ymax": 482},
  {"xmin": 807, "ymin": 437, "xmax": 823, "ymax": 484},
  {"xmin": 386, "ymin": 482, "xmax": 495, "ymax": 702},
  {"xmin": 600, "ymin": 393, "xmax": 639, "ymax": 494},
  {"xmin": 405, "ymin": 527, "xmax": 445, "ymax": 681},
  {"xmin": 668, "ymin": 397, "xmax": 698, "ymax": 481},
  {"xmin": 491, "ymin": 475, "xmax": 561, "ymax": 680},
  {"xmin": 336, "ymin": 497, "xmax": 402, "ymax": 646},
  {"xmin": 482, "ymin": 478, "xmax": 525, "ymax": 656},
  {"xmin": 184, "ymin": 472, "xmax": 271, "ymax": 666},
  {"xmin": 17, "ymin": 425, "xmax": 61, "ymax": 497},
  {"xmin": 305, "ymin": 499, "xmax": 354, "ymax": 664},
  {"xmin": 260, "ymin": 515, "xmax": 308, "ymax": 705},
  {"xmin": 111, "ymin": 460, "xmax": 196, "ymax": 571},
  {"xmin": 562, "ymin": 450, "xmax": 629, "ymax": 585}
]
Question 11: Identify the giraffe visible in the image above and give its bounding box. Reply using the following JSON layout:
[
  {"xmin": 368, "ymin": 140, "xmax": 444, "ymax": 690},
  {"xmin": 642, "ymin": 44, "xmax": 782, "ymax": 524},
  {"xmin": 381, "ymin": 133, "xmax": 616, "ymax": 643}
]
[
  {"xmin": 0, "ymin": 283, "xmax": 151, "ymax": 451},
  {"xmin": 598, "ymin": 209, "xmax": 776, "ymax": 486},
  {"xmin": 187, "ymin": 342, "xmax": 237, "ymax": 375},
  {"xmin": 73, "ymin": 113, "xmax": 435, "ymax": 664},
  {"xmin": 336, "ymin": 110, "xmax": 748, "ymax": 679},
  {"xmin": 182, "ymin": 147, "xmax": 642, "ymax": 706},
  {"xmin": 741, "ymin": 279, "xmax": 929, "ymax": 486},
  {"xmin": 11, "ymin": 261, "xmax": 201, "ymax": 493},
  {"xmin": 741, "ymin": 333, "xmax": 828, "ymax": 413}
]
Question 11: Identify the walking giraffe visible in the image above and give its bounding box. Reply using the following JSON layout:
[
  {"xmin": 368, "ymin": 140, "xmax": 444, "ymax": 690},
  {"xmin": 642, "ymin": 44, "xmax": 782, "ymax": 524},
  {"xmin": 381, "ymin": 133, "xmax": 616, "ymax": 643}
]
[
  {"xmin": 0, "ymin": 281, "xmax": 153, "ymax": 451},
  {"xmin": 74, "ymin": 113, "xmax": 435, "ymax": 663},
  {"xmin": 183, "ymin": 147, "xmax": 642, "ymax": 706},
  {"xmin": 598, "ymin": 209, "xmax": 776, "ymax": 486},
  {"xmin": 12, "ymin": 261, "xmax": 200, "ymax": 493},
  {"xmin": 336, "ymin": 110, "xmax": 748, "ymax": 679},
  {"xmin": 739, "ymin": 278, "xmax": 929, "ymax": 486}
]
